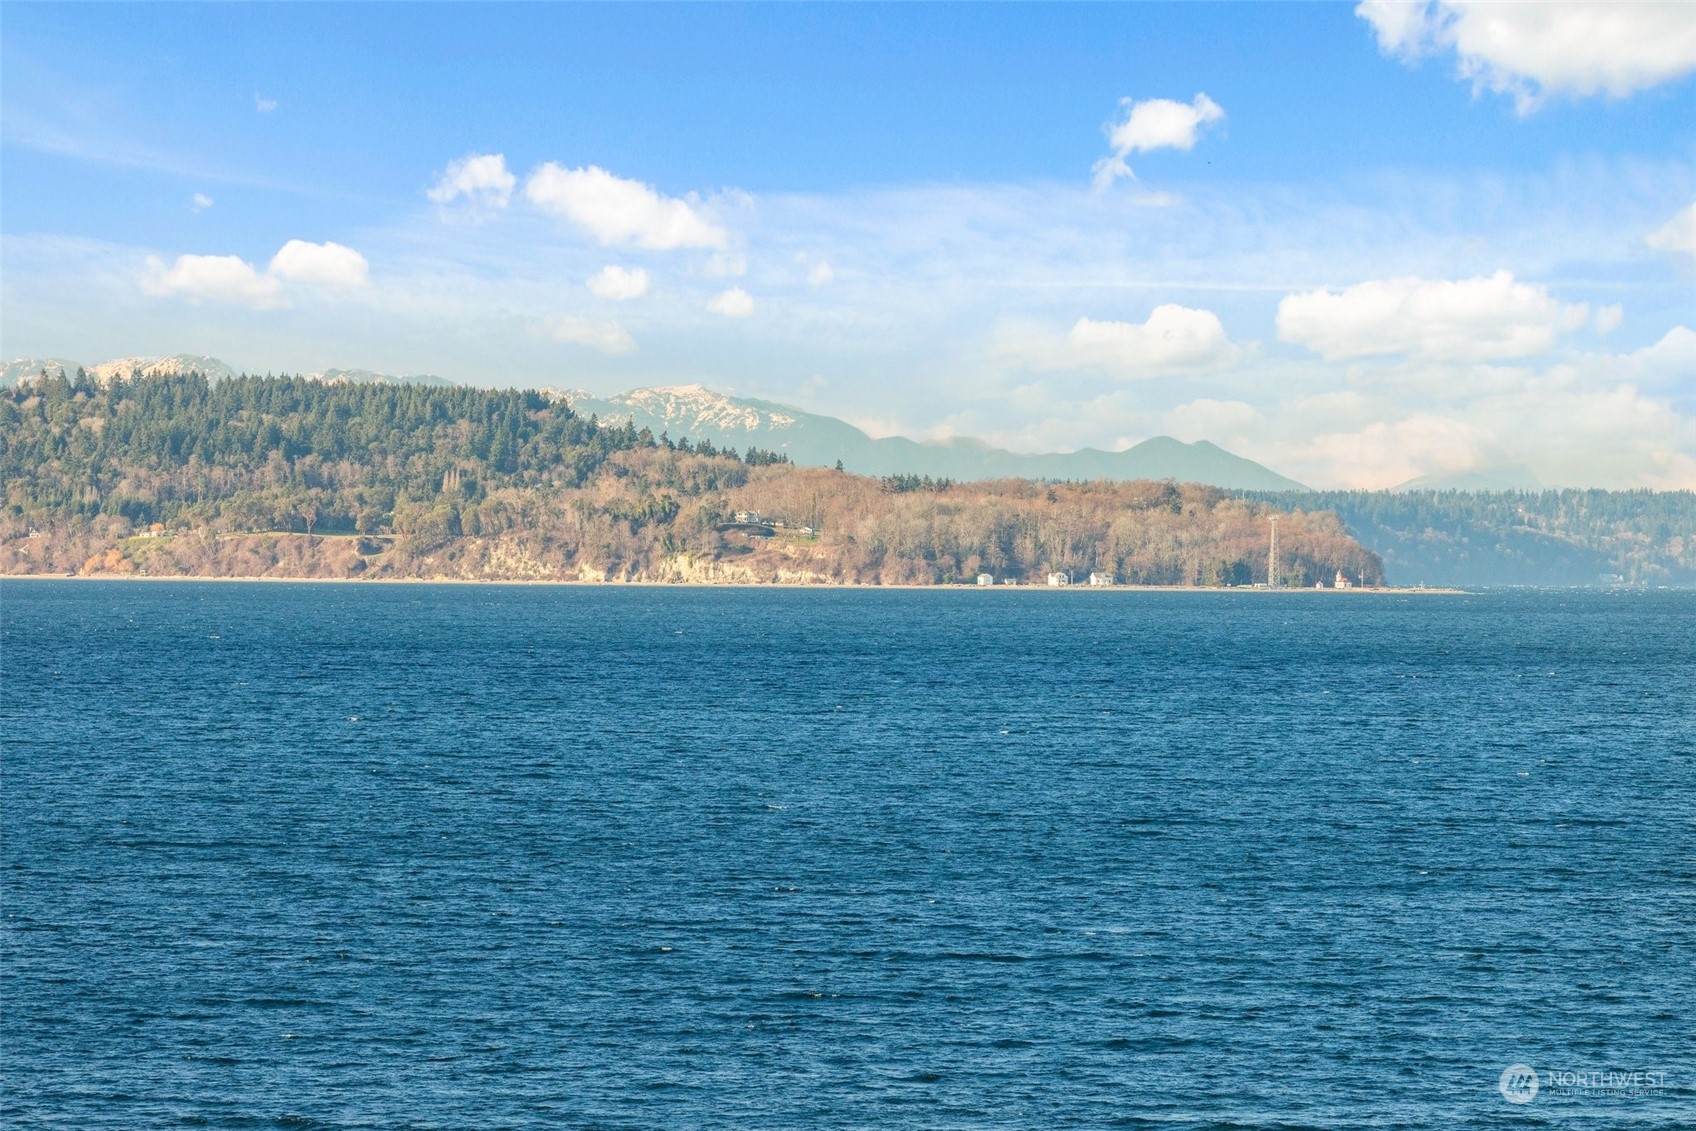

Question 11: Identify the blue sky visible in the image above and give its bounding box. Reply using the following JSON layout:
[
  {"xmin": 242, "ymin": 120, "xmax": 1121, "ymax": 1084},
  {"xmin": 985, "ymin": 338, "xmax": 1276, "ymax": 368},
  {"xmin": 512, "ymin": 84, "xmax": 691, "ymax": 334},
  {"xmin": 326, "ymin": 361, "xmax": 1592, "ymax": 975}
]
[{"xmin": 4, "ymin": 2, "xmax": 1693, "ymax": 488}]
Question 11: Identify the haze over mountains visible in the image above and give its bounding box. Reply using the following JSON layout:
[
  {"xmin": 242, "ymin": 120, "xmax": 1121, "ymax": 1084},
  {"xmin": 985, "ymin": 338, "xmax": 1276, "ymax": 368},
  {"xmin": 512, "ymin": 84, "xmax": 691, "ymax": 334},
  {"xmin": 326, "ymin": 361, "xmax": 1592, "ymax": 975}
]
[
  {"xmin": 6, "ymin": 354, "xmax": 1691, "ymax": 587},
  {"xmin": 3, "ymin": 354, "xmax": 1305, "ymax": 490},
  {"xmin": 559, "ymin": 385, "xmax": 1308, "ymax": 491},
  {"xmin": 0, "ymin": 355, "xmax": 454, "ymax": 390}
]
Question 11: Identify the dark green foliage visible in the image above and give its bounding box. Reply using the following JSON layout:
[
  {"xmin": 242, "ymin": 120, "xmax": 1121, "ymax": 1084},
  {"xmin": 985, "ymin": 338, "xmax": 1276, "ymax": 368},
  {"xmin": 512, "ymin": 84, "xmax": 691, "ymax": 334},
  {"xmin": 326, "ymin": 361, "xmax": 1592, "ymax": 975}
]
[
  {"xmin": 0, "ymin": 372, "xmax": 745, "ymax": 534},
  {"xmin": 742, "ymin": 446, "xmax": 790, "ymax": 467},
  {"xmin": 879, "ymin": 473, "xmax": 952, "ymax": 493}
]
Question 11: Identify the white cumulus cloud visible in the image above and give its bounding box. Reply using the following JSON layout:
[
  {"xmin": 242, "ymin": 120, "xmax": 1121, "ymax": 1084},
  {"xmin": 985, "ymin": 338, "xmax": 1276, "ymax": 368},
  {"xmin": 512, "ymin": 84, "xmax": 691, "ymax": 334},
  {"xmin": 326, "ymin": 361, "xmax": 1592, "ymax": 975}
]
[
  {"xmin": 1307, "ymin": 413, "xmax": 1504, "ymax": 490},
  {"xmin": 141, "ymin": 239, "xmax": 369, "ymax": 308},
  {"xmin": 190, "ymin": 192, "xmax": 213, "ymax": 214},
  {"xmin": 539, "ymin": 316, "xmax": 636, "ymax": 355},
  {"xmin": 586, "ymin": 265, "xmax": 651, "ymax": 300},
  {"xmin": 1276, "ymin": 271, "xmax": 1587, "ymax": 361},
  {"xmin": 1013, "ymin": 305, "xmax": 1240, "ymax": 379},
  {"xmin": 794, "ymin": 252, "xmax": 835, "ymax": 287},
  {"xmin": 1635, "ymin": 325, "xmax": 1696, "ymax": 382},
  {"xmin": 707, "ymin": 287, "xmax": 755, "ymax": 318},
  {"xmin": 1564, "ymin": 325, "xmax": 1696, "ymax": 391},
  {"xmin": 1646, "ymin": 201, "xmax": 1696, "ymax": 257},
  {"xmin": 428, "ymin": 153, "xmax": 517, "ymax": 208},
  {"xmin": 143, "ymin": 254, "xmax": 282, "ymax": 308},
  {"xmin": 1093, "ymin": 93, "xmax": 1224, "ymax": 189},
  {"xmin": 1068, "ymin": 307, "xmax": 1238, "ymax": 377},
  {"xmin": 524, "ymin": 164, "xmax": 727, "ymax": 249},
  {"xmin": 1470, "ymin": 384, "xmax": 1696, "ymax": 489},
  {"xmin": 267, "ymin": 240, "xmax": 369, "ymax": 288},
  {"xmin": 1163, "ymin": 398, "xmax": 1263, "ymax": 445},
  {"xmin": 1357, "ymin": 0, "xmax": 1696, "ymax": 113}
]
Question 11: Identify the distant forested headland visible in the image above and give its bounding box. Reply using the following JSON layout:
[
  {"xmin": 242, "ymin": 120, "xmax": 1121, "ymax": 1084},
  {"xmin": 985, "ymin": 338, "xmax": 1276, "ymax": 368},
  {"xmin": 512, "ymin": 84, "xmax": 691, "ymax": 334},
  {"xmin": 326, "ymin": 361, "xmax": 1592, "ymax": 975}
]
[
  {"xmin": 2, "ymin": 372, "xmax": 1378, "ymax": 586},
  {"xmin": 1240, "ymin": 489, "xmax": 1695, "ymax": 587}
]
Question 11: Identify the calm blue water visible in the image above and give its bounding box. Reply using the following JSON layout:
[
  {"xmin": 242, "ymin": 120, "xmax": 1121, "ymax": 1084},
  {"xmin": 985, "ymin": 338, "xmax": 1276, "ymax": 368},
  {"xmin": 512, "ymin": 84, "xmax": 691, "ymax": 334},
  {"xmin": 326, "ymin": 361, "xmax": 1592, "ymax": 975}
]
[{"xmin": 3, "ymin": 582, "xmax": 1693, "ymax": 1128}]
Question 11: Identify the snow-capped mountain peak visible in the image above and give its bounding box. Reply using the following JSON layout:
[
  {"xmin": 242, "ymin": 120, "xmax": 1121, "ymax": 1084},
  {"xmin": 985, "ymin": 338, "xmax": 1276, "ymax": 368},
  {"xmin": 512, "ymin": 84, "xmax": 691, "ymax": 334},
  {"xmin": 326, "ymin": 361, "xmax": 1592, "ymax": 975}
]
[
  {"xmin": 86, "ymin": 354, "xmax": 238, "ymax": 384},
  {"xmin": 1, "ymin": 358, "xmax": 1305, "ymax": 488},
  {"xmin": 601, "ymin": 385, "xmax": 798, "ymax": 433},
  {"xmin": 1, "ymin": 354, "xmax": 238, "ymax": 388},
  {"xmin": 0, "ymin": 358, "xmax": 82, "ymax": 388},
  {"xmin": 1, "ymin": 353, "xmax": 462, "ymax": 389}
]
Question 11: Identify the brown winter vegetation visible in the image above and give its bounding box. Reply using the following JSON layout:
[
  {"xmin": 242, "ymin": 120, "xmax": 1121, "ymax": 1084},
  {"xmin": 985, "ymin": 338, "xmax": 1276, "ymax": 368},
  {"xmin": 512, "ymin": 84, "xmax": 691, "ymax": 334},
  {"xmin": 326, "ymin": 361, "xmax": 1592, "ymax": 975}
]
[
  {"xmin": 2, "ymin": 370, "xmax": 1384, "ymax": 585},
  {"xmin": 3, "ymin": 446, "xmax": 1383, "ymax": 586},
  {"xmin": 10, "ymin": 371, "xmax": 1687, "ymax": 588}
]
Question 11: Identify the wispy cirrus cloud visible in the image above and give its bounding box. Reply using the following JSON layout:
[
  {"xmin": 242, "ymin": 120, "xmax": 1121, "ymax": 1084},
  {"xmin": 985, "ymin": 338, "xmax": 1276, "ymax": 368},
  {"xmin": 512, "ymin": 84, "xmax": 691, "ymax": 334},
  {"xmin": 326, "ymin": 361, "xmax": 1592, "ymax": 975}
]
[
  {"xmin": 536, "ymin": 314, "xmax": 635, "ymax": 354},
  {"xmin": 1646, "ymin": 201, "xmax": 1696, "ymax": 257},
  {"xmin": 3, "ymin": 102, "xmax": 337, "ymax": 196}
]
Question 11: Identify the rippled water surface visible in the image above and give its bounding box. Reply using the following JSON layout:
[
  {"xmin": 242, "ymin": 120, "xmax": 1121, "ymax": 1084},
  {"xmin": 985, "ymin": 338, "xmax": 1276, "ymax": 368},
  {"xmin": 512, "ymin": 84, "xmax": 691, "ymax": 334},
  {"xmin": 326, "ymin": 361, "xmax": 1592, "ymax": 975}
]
[{"xmin": 4, "ymin": 582, "xmax": 1694, "ymax": 1128}]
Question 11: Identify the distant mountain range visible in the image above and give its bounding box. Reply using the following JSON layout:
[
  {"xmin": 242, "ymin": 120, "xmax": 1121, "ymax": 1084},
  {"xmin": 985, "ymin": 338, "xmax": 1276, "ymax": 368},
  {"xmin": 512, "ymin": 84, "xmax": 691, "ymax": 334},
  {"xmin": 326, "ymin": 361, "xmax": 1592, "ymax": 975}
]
[
  {"xmin": 8, "ymin": 353, "xmax": 1688, "ymax": 586},
  {"xmin": 2, "ymin": 354, "xmax": 1307, "ymax": 490},
  {"xmin": 0, "ymin": 355, "xmax": 453, "ymax": 390},
  {"xmin": 1394, "ymin": 464, "xmax": 1544, "ymax": 492},
  {"xmin": 558, "ymin": 384, "xmax": 1309, "ymax": 490}
]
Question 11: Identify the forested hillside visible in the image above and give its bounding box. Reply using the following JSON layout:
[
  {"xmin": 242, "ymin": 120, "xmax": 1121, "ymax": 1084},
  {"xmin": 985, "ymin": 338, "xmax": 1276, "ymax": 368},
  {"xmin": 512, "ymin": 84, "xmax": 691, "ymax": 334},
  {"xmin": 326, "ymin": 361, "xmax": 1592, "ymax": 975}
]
[
  {"xmin": 1, "ymin": 372, "xmax": 1377, "ymax": 586},
  {"xmin": 0, "ymin": 370, "xmax": 776, "ymax": 534},
  {"xmin": 1244, "ymin": 489, "xmax": 1696, "ymax": 587}
]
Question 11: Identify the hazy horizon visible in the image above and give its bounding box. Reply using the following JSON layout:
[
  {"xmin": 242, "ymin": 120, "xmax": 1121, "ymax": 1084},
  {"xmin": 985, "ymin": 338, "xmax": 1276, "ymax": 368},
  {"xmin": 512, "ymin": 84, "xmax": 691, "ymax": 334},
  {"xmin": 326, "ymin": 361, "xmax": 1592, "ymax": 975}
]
[{"xmin": 3, "ymin": 3, "xmax": 1692, "ymax": 489}]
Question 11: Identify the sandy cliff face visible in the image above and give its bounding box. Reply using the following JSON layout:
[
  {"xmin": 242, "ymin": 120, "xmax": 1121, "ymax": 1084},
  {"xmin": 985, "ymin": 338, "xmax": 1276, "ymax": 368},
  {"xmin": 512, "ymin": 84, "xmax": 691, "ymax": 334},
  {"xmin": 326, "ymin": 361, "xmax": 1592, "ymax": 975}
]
[
  {"xmin": 6, "ymin": 529, "xmax": 866, "ymax": 585},
  {"xmin": 648, "ymin": 551, "xmax": 836, "ymax": 586}
]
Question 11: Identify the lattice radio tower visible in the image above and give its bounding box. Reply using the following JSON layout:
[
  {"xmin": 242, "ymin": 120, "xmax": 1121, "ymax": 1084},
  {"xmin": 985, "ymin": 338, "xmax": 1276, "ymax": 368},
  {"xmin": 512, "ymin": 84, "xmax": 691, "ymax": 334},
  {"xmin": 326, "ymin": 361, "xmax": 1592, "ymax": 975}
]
[{"xmin": 1267, "ymin": 514, "xmax": 1279, "ymax": 588}]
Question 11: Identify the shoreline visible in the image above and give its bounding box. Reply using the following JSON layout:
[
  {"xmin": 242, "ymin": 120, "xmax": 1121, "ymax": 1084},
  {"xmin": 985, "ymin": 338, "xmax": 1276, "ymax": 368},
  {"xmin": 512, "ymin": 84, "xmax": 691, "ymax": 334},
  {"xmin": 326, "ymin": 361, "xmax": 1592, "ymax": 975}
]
[{"xmin": 0, "ymin": 572, "xmax": 1471, "ymax": 594}]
